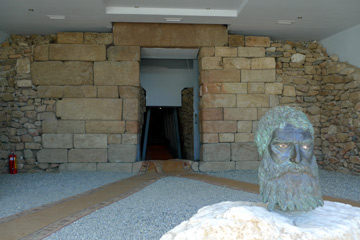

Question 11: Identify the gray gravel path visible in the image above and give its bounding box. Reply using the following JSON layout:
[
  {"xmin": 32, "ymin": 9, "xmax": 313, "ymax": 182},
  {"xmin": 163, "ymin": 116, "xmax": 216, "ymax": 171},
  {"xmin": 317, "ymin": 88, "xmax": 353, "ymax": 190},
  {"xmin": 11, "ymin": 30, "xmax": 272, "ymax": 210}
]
[
  {"xmin": 0, "ymin": 169, "xmax": 358, "ymax": 240},
  {"xmin": 0, "ymin": 172, "xmax": 134, "ymax": 218}
]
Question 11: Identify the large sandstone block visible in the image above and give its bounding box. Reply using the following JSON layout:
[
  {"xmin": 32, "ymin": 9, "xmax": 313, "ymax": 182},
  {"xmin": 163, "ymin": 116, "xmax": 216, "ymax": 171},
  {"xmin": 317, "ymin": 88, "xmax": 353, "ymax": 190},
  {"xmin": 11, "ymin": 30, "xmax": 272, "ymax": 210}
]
[
  {"xmin": 238, "ymin": 47, "xmax": 265, "ymax": 57},
  {"xmin": 202, "ymin": 121, "xmax": 237, "ymax": 133},
  {"xmin": 98, "ymin": 86, "xmax": 119, "ymax": 98},
  {"xmin": 201, "ymin": 57, "xmax": 222, "ymax": 70},
  {"xmin": 229, "ymin": 35, "xmax": 245, "ymax": 47},
  {"xmin": 42, "ymin": 120, "xmax": 85, "ymax": 134},
  {"xmin": 31, "ymin": 61, "xmax": 93, "ymax": 86},
  {"xmin": 113, "ymin": 23, "xmax": 228, "ymax": 47},
  {"xmin": 231, "ymin": 143, "xmax": 258, "ymax": 161},
  {"xmin": 251, "ymin": 58, "xmax": 276, "ymax": 69},
  {"xmin": 97, "ymin": 163, "xmax": 133, "ymax": 172},
  {"xmin": 201, "ymin": 94, "xmax": 236, "ymax": 108},
  {"xmin": 224, "ymin": 108, "xmax": 257, "ymax": 120},
  {"xmin": 265, "ymin": 83, "xmax": 283, "ymax": 95},
  {"xmin": 200, "ymin": 108, "xmax": 223, "ymax": 121},
  {"xmin": 34, "ymin": 45, "xmax": 49, "ymax": 61},
  {"xmin": 37, "ymin": 149, "xmax": 68, "ymax": 163},
  {"xmin": 223, "ymin": 58, "xmax": 250, "ymax": 70},
  {"xmin": 63, "ymin": 86, "xmax": 97, "ymax": 98},
  {"xmin": 215, "ymin": 47, "xmax": 237, "ymax": 57},
  {"xmin": 37, "ymin": 86, "xmax": 64, "ymax": 98},
  {"xmin": 49, "ymin": 44, "xmax": 106, "ymax": 61},
  {"xmin": 42, "ymin": 134, "xmax": 73, "ymax": 148},
  {"xmin": 85, "ymin": 121, "xmax": 125, "ymax": 134},
  {"xmin": 201, "ymin": 70, "xmax": 240, "ymax": 83},
  {"xmin": 201, "ymin": 143, "xmax": 231, "ymax": 161},
  {"xmin": 123, "ymin": 99, "xmax": 139, "ymax": 120},
  {"xmin": 237, "ymin": 94, "xmax": 269, "ymax": 108},
  {"xmin": 94, "ymin": 61, "xmax": 139, "ymax": 86},
  {"xmin": 235, "ymin": 160, "xmax": 260, "ymax": 170},
  {"xmin": 107, "ymin": 46, "xmax": 140, "ymax": 61},
  {"xmin": 57, "ymin": 32, "xmax": 84, "ymax": 44},
  {"xmin": 74, "ymin": 134, "xmax": 107, "ymax": 148},
  {"xmin": 84, "ymin": 32, "xmax": 113, "ymax": 45},
  {"xmin": 222, "ymin": 83, "xmax": 247, "ymax": 94},
  {"xmin": 241, "ymin": 70, "xmax": 276, "ymax": 83},
  {"xmin": 56, "ymin": 98, "xmax": 122, "ymax": 120},
  {"xmin": 119, "ymin": 86, "xmax": 142, "ymax": 98},
  {"xmin": 245, "ymin": 36, "xmax": 270, "ymax": 47},
  {"xmin": 68, "ymin": 149, "xmax": 107, "ymax": 162},
  {"xmin": 59, "ymin": 163, "xmax": 97, "ymax": 171},
  {"xmin": 16, "ymin": 58, "xmax": 30, "ymax": 74},
  {"xmin": 108, "ymin": 144, "xmax": 137, "ymax": 162}
]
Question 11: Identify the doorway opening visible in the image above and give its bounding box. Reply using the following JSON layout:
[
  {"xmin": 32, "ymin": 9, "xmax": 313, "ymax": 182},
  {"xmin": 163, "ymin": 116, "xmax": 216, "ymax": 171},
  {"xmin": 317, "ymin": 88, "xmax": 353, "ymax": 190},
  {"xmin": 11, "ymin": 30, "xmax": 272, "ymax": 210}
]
[{"xmin": 139, "ymin": 48, "xmax": 200, "ymax": 161}]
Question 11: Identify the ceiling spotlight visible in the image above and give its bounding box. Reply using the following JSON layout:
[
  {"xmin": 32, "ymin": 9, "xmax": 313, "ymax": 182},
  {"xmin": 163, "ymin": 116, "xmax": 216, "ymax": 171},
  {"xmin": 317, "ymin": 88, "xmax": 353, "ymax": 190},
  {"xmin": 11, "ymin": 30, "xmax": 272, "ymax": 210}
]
[
  {"xmin": 206, "ymin": 8, "xmax": 211, "ymax": 10},
  {"xmin": 165, "ymin": 18, "xmax": 183, "ymax": 22},
  {"xmin": 47, "ymin": 15, "xmax": 66, "ymax": 20},
  {"xmin": 297, "ymin": 16, "xmax": 303, "ymax": 19},
  {"xmin": 134, "ymin": 6, "xmax": 139, "ymax": 8},
  {"xmin": 28, "ymin": 9, "xmax": 34, "ymax": 12},
  {"xmin": 277, "ymin": 20, "xmax": 295, "ymax": 25}
]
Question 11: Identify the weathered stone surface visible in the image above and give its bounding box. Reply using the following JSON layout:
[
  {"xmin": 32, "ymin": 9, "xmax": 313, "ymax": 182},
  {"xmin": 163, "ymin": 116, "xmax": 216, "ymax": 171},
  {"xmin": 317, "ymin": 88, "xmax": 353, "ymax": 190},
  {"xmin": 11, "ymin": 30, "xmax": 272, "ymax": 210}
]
[
  {"xmin": 161, "ymin": 201, "xmax": 360, "ymax": 240},
  {"xmin": 291, "ymin": 53, "xmax": 306, "ymax": 63},
  {"xmin": 248, "ymin": 83, "xmax": 265, "ymax": 94},
  {"xmin": 219, "ymin": 133, "xmax": 235, "ymax": 142},
  {"xmin": 215, "ymin": 47, "xmax": 237, "ymax": 57},
  {"xmin": 49, "ymin": 44, "xmax": 106, "ymax": 61},
  {"xmin": 235, "ymin": 133, "xmax": 254, "ymax": 142},
  {"xmin": 59, "ymin": 163, "xmax": 96, "ymax": 171},
  {"xmin": 42, "ymin": 134, "xmax": 73, "ymax": 148},
  {"xmin": 98, "ymin": 86, "xmax": 119, "ymax": 98},
  {"xmin": 237, "ymin": 121, "xmax": 253, "ymax": 133},
  {"xmin": 37, "ymin": 86, "xmax": 64, "ymax": 98},
  {"xmin": 201, "ymin": 57, "xmax": 222, "ymax": 70},
  {"xmin": 201, "ymin": 70, "xmax": 240, "ymax": 83},
  {"xmin": 238, "ymin": 47, "xmax": 265, "ymax": 57},
  {"xmin": 202, "ymin": 121, "xmax": 237, "ymax": 133},
  {"xmin": 57, "ymin": 32, "xmax": 84, "ymax": 44},
  {"xmin": 198, "ymin": 161, "xmax": 236, "ymax": 172},
  {"xmin": 63, "ymin": 86, "xmax": 97, "ymax": 98},
  {"xmin": 32, "ymin": 61, "xmax": 93, "ymax": 86},
  {"xmin": 245, "ymin": 36, "xmax": 270, "ymax": 47},
  {"xmin": 200, "ymin": 108, "xmax": 223, "ymax": 121},
  {"xmin": 74, "ymin": 134, "xmax": 107, "ymax": 148},
  {"xmin": 16, "ymin": 80, "xmax": 32, "ymax": 88},
  {"xmin": 283, "ymin": 85, "xmax": 296, "ymax": 97},
  {"xmin": 108, "ymin": 144, "xmax": 137, "ymax": 162},
  {"xmin": 16, "ymin": 58, "xmax": 30, "ymax": 74},
  {"xmin": 94, "ymin": 61, "xmax": 139, "ymax": 86},
  {"xmin": 56, "ymin": 98, "xmax": 122, "ymax": 120},
  {"xmin": 201, "ymin": 94, "xmax": 236, "ymax": 108},
  {"xmin": 113, "ymin": 23, "xmax": 228, "ymax": 47},
  {"xmin": 68, "ymin": 149, "xmax": 107, "ymax": 162},
  {"xmin": 223, "ymin": 58, "xmax": 251, "ymax": 70},
  {"xmin": 231, "ymin": 143, "xmax": 258, "ymax": 161},
  {"xmin": 107, "ymin": 46, "xmax": 140, "ymax": 61},
  {"xmin": 119, "ymin": 86, "xmax": 142, "ymax": 98},
  {"xmin": 85, "ymin": 121, "xmax": 125, "ymax": 134},
  {"xmin": 201, "ymin": 143, "xmax": 230, "ymax": 161},
  {"xmin": 123, "ymin": 98, "xmax": 139, "ymax": 120},
  {"xmin": 97, "ymin": 163, "xmax": 133, "ymax": 172},
  {"xmin": 34, "ymin": 45, "xmax": 49, "ymax": 61},
  {"xmin": 224, "ymin": 108, "xmax": 257, "ymax": 120},
  {"xmin": 265, "ymin": 83, "xmax": 283, "ymax": 95},
  {"xmin": 84, "ymin": 32, "xmax": 113, "ymax": 45},
  {"xmin": 241, "ymin": 70, "xmax": 275, "ymax": 83},
  {"xmin": 251, "ymin": 58, "xmax": 275, "ymax": 70},
  {"xmin": 229, "ymin": 35, "xmax": 244, "ymax": 47},
  {"xmin": 237, "ymin": 94, "xmax": 269, "ymax": 108},
  {"xmin": 42, "ymin": 120, "xmax": 85, "ymax": 134},
  {"xmin": 37, "ymin": 149, "xmax": 68, "ymax": 163},
  {"xmin": 222, "ymin": 83, "xmax": 248, "ymax": 94}
]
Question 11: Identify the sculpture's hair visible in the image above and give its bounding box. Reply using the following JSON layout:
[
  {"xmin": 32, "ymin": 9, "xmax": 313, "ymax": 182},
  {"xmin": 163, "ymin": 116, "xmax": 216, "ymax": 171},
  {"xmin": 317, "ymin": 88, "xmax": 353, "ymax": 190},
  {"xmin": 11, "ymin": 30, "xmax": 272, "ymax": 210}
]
[{"xmin": 254, "ymin": 106, "xmax": 314, "ymax": 157}]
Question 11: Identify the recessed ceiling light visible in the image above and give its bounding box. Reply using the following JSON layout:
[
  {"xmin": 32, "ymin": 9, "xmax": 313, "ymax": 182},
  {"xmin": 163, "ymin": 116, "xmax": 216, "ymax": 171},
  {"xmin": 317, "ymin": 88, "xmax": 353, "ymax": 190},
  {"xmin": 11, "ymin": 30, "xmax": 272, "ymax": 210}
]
[
  {"xmin": 297, "ymin": 16, "xmax": 303, "ymax": 19},
  {"xmin": 165, "ymin": 18, "xmax": 183, "ymax": 22},
  {"xmin": 206, "ymin": 8, "xmax": 211, "ymax": 10},
  {"xmin": 28, "ymin": 9, "xmax": 34, "ymax": 12},
  {"xmin": 277, "ymin": 20, "xmax": 294, "ymax": 25},
  {"xmin": 47, "ymin": 15, "xmax": 66, "ymax": 20}
]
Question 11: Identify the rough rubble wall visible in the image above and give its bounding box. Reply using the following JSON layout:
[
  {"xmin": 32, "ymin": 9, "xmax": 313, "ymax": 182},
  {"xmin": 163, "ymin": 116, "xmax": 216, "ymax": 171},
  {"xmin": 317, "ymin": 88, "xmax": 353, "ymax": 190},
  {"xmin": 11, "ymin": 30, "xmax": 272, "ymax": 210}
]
[
  {"xmin": 179, "ymin": 88, "xmax": 194, "ymax": 160},
  {"xmin": 0, "ymin": 24, "xmax": 359, "ymax": 174}
]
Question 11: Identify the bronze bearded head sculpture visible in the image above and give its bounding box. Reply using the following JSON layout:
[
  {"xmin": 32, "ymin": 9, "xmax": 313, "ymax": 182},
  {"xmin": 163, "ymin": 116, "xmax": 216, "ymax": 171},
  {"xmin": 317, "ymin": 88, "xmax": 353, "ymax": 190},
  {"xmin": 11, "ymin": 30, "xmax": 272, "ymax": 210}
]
[{"xmin": 255, "ymin": 106, "xmax": 324, "ymax": 211}]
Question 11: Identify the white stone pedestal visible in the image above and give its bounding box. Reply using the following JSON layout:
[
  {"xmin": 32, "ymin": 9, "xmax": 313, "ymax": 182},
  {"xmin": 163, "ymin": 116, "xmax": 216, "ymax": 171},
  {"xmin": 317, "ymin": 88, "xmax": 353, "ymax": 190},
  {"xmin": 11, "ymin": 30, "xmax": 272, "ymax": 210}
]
[{"xmin": 161, "ymin": 201, "xmax": 360, "ymax": 240}]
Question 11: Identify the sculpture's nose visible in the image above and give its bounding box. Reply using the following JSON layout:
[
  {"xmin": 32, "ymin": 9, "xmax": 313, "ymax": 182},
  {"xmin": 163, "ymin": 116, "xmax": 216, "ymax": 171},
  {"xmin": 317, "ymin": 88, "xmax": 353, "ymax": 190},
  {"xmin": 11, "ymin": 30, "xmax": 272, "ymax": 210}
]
[{"xmin": 291, "ymin": 144, "xmax": 301, "ymax": 164}]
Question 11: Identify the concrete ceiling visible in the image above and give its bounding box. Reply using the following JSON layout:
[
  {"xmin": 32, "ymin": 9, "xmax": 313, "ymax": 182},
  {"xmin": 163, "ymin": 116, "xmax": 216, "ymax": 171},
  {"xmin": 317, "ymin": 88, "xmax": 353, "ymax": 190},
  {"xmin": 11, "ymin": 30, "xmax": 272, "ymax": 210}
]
[{"xmin": 1, "ymin": 0, "xmax": 360, "ymax": 41}]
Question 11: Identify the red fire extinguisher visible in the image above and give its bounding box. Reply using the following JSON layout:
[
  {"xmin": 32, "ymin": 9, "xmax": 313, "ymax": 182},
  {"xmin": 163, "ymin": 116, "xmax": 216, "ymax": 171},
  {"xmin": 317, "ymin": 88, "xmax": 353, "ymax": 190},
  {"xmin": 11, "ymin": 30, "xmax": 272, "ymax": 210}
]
[{"xmin": 9, "ymin": 151, "xmax": 17, "ymax": 174}]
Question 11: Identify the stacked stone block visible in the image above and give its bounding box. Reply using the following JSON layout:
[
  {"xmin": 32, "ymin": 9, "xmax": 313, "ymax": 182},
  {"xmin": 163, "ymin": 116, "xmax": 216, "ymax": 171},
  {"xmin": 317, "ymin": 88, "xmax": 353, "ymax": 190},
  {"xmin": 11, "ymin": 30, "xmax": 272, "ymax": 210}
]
[{"xmin": 198, "ymin": 36, "xmax": 275, "ymax": 171}]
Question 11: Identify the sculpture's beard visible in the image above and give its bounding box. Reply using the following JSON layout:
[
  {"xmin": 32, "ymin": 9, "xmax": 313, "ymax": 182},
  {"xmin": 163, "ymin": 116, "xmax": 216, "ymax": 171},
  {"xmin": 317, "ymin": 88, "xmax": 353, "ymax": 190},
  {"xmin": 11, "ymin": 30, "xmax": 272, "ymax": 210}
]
[{"xmin": 259, "ymin": 150, "xmax": 324, "ymax": 211}]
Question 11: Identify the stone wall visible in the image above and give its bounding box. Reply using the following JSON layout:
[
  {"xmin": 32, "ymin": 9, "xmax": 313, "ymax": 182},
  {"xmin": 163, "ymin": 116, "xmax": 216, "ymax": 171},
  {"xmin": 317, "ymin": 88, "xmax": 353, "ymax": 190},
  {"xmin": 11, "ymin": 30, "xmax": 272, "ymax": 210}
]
[
  {"xmin": 179, "ymin": 88, "xmax": 194, "ymax": 159},
  {"xmin": 0, "ymin": 23, "xmax": 359, "ymax": 174}
]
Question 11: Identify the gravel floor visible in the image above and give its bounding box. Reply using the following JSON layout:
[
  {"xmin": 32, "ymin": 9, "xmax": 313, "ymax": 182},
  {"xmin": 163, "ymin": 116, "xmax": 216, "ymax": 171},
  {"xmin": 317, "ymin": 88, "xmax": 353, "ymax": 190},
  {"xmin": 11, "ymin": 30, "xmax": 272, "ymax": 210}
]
[
  {"xmin": 0, "ymin": 172, "xmax": 134, "ymax": 218},
  {"xmin": 0, "ymin": 169, "xmax": 358, "ymax": 240}
]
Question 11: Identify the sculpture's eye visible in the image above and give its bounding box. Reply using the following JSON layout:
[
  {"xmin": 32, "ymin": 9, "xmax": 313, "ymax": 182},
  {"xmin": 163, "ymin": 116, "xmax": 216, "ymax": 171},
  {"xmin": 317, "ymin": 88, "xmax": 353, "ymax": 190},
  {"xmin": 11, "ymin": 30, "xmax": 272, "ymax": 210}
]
[
  {"xmin": 278, "ymin": 143, "xmax": 288, "ymax": 149},
  {"xmin": 302, "ymin": 144, "xmax": 310, "ymax": 150}
]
